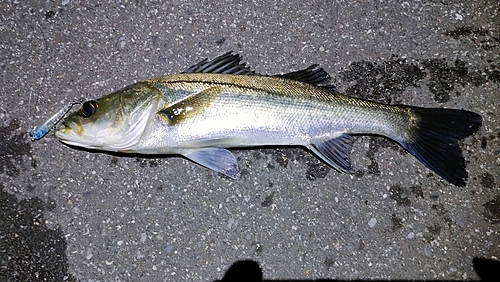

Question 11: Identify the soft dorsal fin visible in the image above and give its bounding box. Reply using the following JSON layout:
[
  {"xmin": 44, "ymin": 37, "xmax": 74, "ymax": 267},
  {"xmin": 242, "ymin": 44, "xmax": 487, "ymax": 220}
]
[
  {"xmin": 182, "ymin": 52, "xmax": 335, "ymax": 88},
  {"xmin": 274, "ymin": 64, "xmax": 334, "ymax": 89}
]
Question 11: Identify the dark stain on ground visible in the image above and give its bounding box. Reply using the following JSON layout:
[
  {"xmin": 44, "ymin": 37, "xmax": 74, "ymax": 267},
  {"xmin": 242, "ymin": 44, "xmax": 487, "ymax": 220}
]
[
  {"xmin": 446, "ymin": 26, "xmax": 487, "ymax": 39},
  {"xmin": 265, "ymin": 161, "xmax": 275, "ymax": 170},
  {"xmin": 487, "ymin": 65, "xmax": 500, "ymax": 82},
  {"xmin": 389, "ymin": 185, "xmax": 418, "ymax": 206},
  {"xmin": 445, "ymin": 26, "xmax": 500, "ymax": 50},
  {"xmin": 110, "ymin": 157, "xmax": 119, "ymax": 165},
  {"xmin": 388, "ymin": 185, "xmax": 423, "ymax": 208},
  {"xmin": 485, "ymin": 132, "xmax": 500, "ymax": 156},
  {"xmin": 305, "ymin": 157, "xmax": 330, "ymax": 181},
  {"xmin": 252, "ymin": 148, "xmax": 292, "ymax": 169},
  {"xmin": 256, "ymin": 148, "xmax": 331, "ymax": 181},
  {"xmin": 483, "ymin": 196, "xmax": 500, "ymax": 224},
  {"xmin": 252, "ymin": 150, "xmax": 264, "ymax": 161},
  {"xmin": 421, "ymin": 59, "xmax": 489, "ymax": 103},
  {"xmin": 390, "ymin": 213, "xmax": 404, "ymax": 231},
  {"xmin": 411, "ymin": 185, "xmax": 424, "ymax": 199},
  {"xmin": 340, "ymin": 58, "xmax": 424, "ymax": 104},
  {"xmin": 480, "ymin": 172, "xmax": 496, "ymax": 189},
  {"xmin": 340, "ymin": 52, "xmax": 496, "ymax": 104},
  {"xmin": 366, "ymin": 137, "xmax": 405, "ymax": 176},
  {"xmin": 135, "ymin": 158, "xmax": 162, "ymax": 168},
  {"xmin": 261, "ymin": 193, "xmax": 274, "ymax": 207},
  {"xmin": 424, "ymin": 223, "xmax": 442, "ymax": 242},
  {"xmin": 429, "ymin": 192, "xmax": 440, "ymax": 200},
  {"xmin": 44, "ymin": 10, "xmax": 56, "ymax": 19},
  {"xmin": 252, "ymin": 242, "xmax": 263, "ymax": 255},
  {"xmin": 324, "ymin": 257, "xmax": 335, "ymax": 271},
  {"xmin": 366, "ymin": 139, "xmax": 381, "ymax": 175},
  {"xmin": 272, "ymin": 149, "xmax": 291, "ymax": 168},
  {"xmin": 481, "ymin": 137, "xmax": 488, "ymax": 149},
  {"xmin": 238, "ymin": 167, "xmax": 250, "ymax": 178},
  {"xmin": 340, "ymin": 57, "xmax": 489, "ymax": 104},
  {"xmin": 0, "ymin": 185, "xmax": 75, "ymax": 281},
  {"xmin": 358, "ymin": 239, "xmax": 365, "ymax": 251},
  {"xmin": 353, "ymin": 169, "xmax": 365, "ymax": 178},
  {"xmin": 0, "ymin": 121, "xmax": 33, "ymax": 177},
  {"xmin": 431, "ymin": 203, "xmax": 447, "ymax": 216}
]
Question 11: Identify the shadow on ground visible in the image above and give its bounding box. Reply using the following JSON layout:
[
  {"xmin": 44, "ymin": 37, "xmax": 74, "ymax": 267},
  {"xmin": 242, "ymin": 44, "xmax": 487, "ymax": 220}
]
[{"xmin": 213, "ymin": 258, "xmax": 500, "ymax": 282}]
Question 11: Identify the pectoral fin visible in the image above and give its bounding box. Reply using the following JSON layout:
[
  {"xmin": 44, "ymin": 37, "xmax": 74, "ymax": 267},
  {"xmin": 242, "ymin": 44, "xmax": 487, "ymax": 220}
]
[
  {"xmin": 309, "ymin": 134, "xmax": 354, "ymax": 173},
  {"xmin": 159, "ymin": 86, "xmax": 223, "ymax": 125},
  {"xmin": 183, "ymin": 148, "xmax": 241, "ymax": 179}
]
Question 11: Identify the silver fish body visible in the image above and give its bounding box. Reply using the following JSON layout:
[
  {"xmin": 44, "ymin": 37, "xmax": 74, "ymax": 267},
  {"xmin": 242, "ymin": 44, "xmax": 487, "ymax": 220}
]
[
  {"xmin": 138, "ymin": 74, "xmax": 407, "ymax": 151},
  {"xmin": 55, "ymin": 52, "xmax": 482, "ymax": 186}
]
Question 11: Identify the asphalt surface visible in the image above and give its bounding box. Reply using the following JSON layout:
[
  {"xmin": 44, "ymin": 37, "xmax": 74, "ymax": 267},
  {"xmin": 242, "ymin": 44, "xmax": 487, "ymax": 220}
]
[{"xmin": 1, "ymin": 0, "xmax": 499, "ymax": 281}]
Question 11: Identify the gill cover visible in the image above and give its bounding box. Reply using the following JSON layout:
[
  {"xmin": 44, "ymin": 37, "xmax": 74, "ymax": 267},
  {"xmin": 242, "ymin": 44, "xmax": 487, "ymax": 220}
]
[{"xmin": 55, "ymin": 82, "xmax": 163, "ymax": 151}]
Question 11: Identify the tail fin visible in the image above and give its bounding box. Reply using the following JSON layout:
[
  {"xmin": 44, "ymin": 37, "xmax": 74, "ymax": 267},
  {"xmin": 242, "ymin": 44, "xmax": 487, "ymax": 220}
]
[{"xmin": 397, "ymin": 107, "xmax": 482, "ymax": 186}]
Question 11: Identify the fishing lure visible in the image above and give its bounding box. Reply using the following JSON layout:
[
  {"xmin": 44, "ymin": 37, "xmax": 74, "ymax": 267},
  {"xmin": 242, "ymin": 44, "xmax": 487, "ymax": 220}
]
[{"xmin": 30, "ymin": 99, "xmax": 83, "ymax": 141}]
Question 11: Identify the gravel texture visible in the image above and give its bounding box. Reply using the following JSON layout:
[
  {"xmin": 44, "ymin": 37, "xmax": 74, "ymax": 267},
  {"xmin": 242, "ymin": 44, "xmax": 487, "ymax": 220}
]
[{"xmin": 1, "ymin": 0, "xmax": 499, "ymax": 281}]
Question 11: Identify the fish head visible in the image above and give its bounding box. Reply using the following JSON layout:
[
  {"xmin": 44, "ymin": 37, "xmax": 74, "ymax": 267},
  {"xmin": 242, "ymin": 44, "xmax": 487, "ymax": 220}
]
[{"xmin": 55, "ymin": 82, "xmax": 162, "ymax": 151}]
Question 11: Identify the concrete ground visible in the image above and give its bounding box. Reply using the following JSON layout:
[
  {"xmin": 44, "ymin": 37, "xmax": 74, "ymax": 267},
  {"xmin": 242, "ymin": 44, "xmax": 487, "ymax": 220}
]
[{"xmin": 1, "ymin": 0, "xmax": 499, "ymax": 281}]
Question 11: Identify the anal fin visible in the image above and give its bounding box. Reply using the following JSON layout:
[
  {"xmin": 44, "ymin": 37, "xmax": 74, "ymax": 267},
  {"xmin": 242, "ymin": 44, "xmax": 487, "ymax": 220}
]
[
  {"xmin": 183, "ymin": 148, "xmax": 241, "ymax": 179},
  {"xmin": 309, "ymin": 134, "xmax": 354, "ymax": 173}
]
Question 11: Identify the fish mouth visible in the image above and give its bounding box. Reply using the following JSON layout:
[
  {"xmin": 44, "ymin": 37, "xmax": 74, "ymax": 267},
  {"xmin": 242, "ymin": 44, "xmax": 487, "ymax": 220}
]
[
  {"xmin": 55, "ymin": 120, "xmax": 83, "ymax": 140},
  {"xmin": 54, "ymin": 121, "xmax": 97, "ymax": 149},
  {"xmin": 59, "ymin": 120, "xmax": 70, "ymax": 130}
]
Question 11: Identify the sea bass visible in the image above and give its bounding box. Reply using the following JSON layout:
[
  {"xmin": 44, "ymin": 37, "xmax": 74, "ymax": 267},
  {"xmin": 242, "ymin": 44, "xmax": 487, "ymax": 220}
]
[{"xmin": 55, "ymin": 52, "xmax": 482, "ymax": 186}]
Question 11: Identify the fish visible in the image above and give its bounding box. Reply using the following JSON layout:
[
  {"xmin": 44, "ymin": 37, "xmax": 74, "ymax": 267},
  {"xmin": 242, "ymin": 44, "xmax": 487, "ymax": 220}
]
[{"xmin": 55, "ymin": 52, "xmax": 482, "ymax": 186}]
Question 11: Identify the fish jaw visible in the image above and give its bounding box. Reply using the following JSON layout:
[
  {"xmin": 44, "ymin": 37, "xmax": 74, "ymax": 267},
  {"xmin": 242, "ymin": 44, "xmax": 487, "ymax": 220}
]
[{"xmin": 55, "ymin": 118, "xmax": 122, "ymax": 150}]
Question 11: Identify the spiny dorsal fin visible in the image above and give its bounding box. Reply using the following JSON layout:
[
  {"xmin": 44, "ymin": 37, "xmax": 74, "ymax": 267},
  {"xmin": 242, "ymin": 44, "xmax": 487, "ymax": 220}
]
[
  {"xmin": 182, "ymin": 52, "xmax": 335, "ymax": 88},
  {"xmin": 182, "ymin": 52, "xmax": 256, "ymax": 75}
]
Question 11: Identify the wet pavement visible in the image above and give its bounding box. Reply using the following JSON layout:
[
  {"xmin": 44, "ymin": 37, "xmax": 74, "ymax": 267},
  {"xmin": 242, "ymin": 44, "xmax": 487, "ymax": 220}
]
[{"xmin": 1, "ymin": 0, "xmax": 499, "ymax": 281}]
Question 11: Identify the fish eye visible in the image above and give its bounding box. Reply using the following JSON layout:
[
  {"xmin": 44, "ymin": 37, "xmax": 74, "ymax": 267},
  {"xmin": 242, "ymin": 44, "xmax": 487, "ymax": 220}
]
[{"xmin": 80, "ymin": 100, "xmax": 99, "ymax": 117}]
